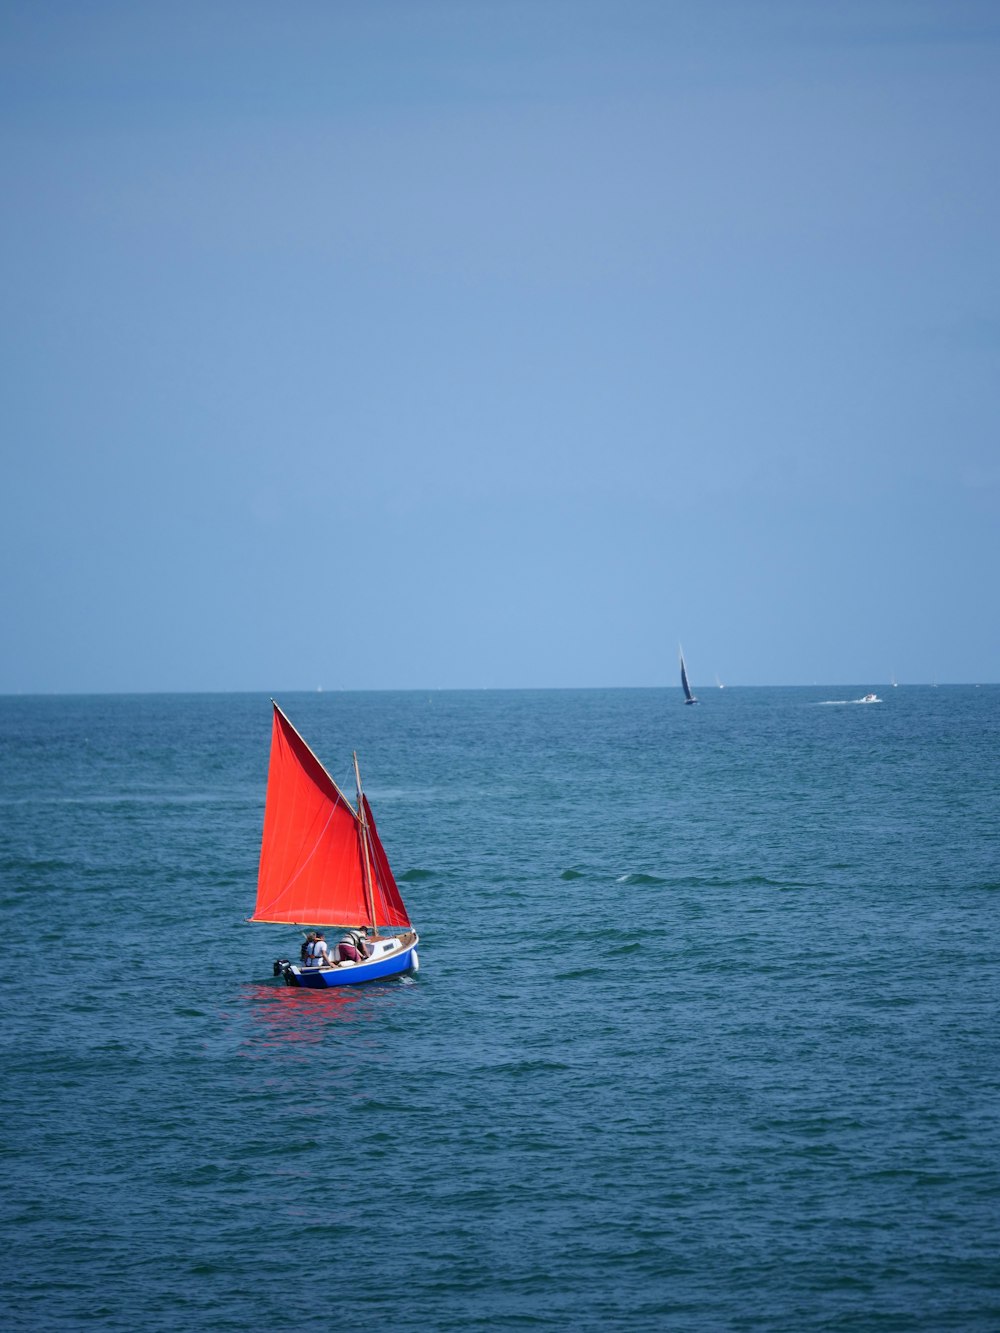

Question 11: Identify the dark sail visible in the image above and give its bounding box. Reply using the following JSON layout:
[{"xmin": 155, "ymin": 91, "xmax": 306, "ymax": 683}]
[{"xmin": 679, "ymin": 649, "xmax": 698, "ymax": 704}]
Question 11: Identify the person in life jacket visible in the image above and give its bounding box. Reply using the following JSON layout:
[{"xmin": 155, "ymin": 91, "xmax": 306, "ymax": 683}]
[
  {"xmin": 334, "ymin": 930, "xmax": 370, "ymax": 964},
  {"xmin": 303, "ymin": 931, "xmax": 332, "ymax": 966},
  {"xmin": 300, "ymin": 932, "xmax": 317, "ymax": 964}
]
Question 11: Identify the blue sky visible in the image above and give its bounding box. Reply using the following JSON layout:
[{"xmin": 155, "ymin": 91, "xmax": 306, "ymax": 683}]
[{"xmin": 2, "ymin": 0, "xmax": 997, "ymax": 691}]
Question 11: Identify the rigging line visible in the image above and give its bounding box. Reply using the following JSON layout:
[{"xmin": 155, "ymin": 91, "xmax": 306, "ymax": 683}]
[{"xmin": 272, "ymin": 700, "xmax": 360, "ymax": 825}]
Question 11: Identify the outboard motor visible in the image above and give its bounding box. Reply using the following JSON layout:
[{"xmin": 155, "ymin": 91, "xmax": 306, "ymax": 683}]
[{"xmin": 273, "ymin": 958, "xmax": 291, "ymax": 977}]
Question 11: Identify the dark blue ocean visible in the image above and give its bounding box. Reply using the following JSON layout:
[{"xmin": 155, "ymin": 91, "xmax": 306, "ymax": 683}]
[{"xmin": 2, "ymin": 687, "xmax": 998, "ymax": 1331}]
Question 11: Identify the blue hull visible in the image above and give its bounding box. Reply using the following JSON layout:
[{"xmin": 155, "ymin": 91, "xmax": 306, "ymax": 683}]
[{"xmin": 278, "ymin": 935, "xmax": 419, "ymax": 989}]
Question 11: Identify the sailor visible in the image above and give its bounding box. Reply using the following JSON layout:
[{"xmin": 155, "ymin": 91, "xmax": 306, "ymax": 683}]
[
  {"xmin": 300, "ymin": 932, "xmax": 317, "ymax": 964},
  {"xmin": 304, "ymin": 931, "xmax": 332, "ymax": 966},
  {"xmin": 334, "ymin": 930, "xmax": 369, "ymax": 964}
]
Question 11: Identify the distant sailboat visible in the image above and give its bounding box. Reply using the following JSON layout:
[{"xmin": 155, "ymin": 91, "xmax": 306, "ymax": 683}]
[
  {"xmin": 715, "ymin": 673, "xmax": 724, "ymax": 690},
  {"xmin": 679, "ymin": 647, "xmax": 698, "ymax": 705}
]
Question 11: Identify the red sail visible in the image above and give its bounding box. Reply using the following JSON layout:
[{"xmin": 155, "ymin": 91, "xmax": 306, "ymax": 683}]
[
  {"xmin": 362, "ymin": 795, "xmax": 411, "ymax": 929},
  {"xmin": 251, "ymin": 704, "xmax": 404, "ymax": 929}
]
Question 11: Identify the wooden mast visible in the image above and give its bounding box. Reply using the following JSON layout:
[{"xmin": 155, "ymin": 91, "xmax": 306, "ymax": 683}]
[{"xmin": 353, "ymin": 751, "xmax": 380, "ymax": 937}]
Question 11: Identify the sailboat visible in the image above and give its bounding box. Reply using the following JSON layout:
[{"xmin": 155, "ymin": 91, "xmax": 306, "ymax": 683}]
[
  {"xmin": 679, "ymin": 647, "xmax": 698, "ymax": 705},
  {"xmin": 250, "ymin": 701, "xmax": 419, "ymax": 989}
]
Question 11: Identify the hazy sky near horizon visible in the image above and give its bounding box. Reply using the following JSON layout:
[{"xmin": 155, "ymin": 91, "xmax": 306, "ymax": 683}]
[{"xmin": 2, "ymin": 0, "xmax": 998, "ymax": 692}]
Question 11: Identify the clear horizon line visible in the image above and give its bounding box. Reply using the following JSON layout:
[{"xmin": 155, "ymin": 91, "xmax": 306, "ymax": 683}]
[{"xmin": 1, "ymin": 682, "xmax": 994, "ymax": 699}]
